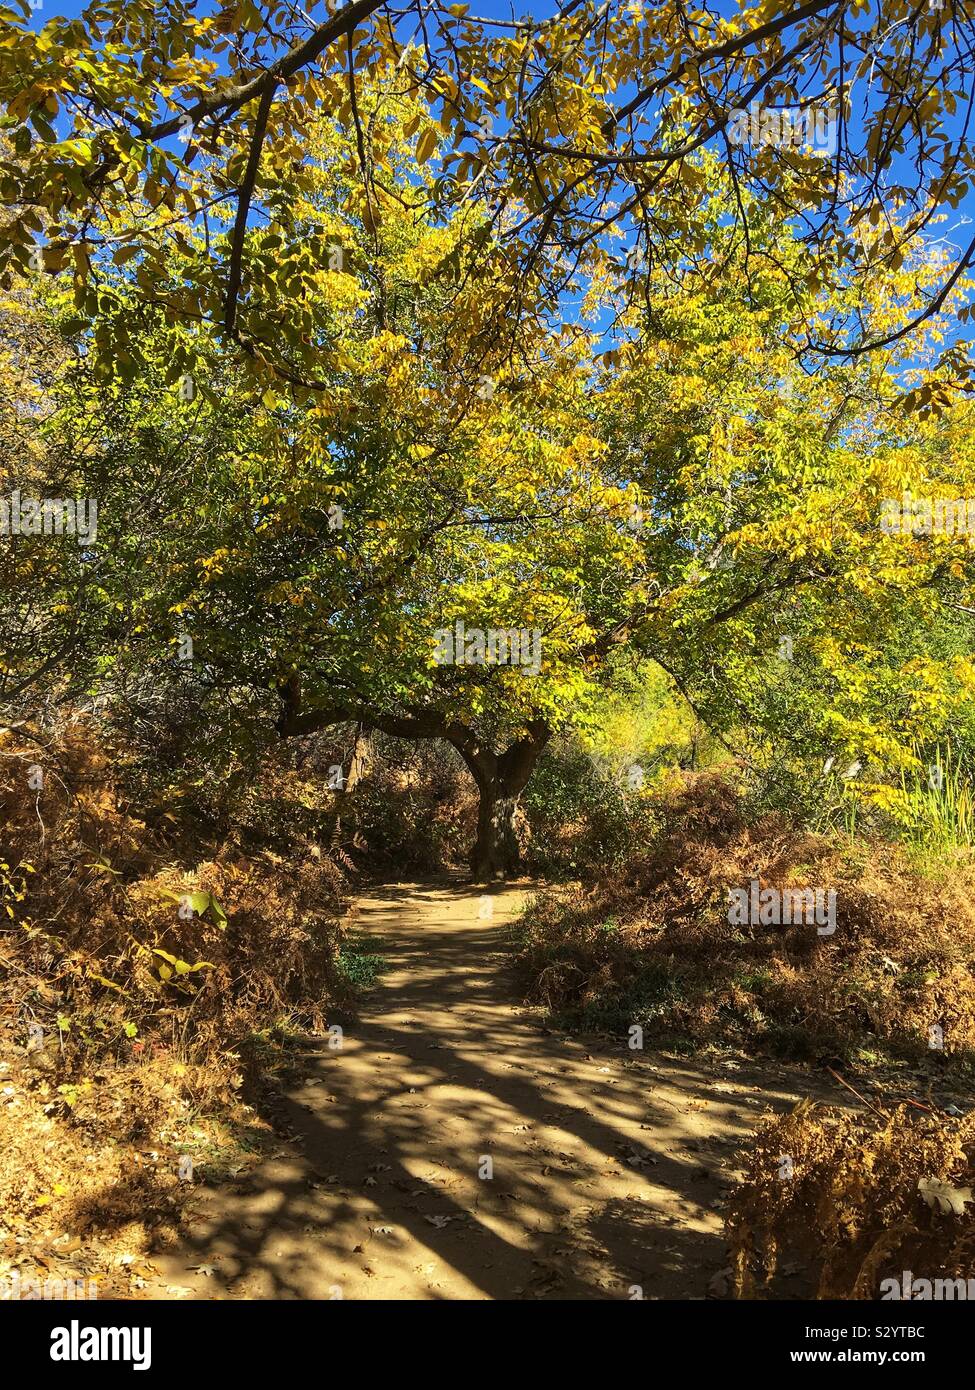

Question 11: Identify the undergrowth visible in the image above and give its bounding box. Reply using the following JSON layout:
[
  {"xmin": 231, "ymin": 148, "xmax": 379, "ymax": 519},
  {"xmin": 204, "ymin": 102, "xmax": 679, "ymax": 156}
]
[
  {"xmin": 0, "ymin": 716, "xmax": 357, "ymax": 1292},
  {"xmin": 727, "ymin": 1102, "xmax": 975, "ymax": 1299},
  {"xmin": 515, "ymin": 771, "xmax": 975, "ymax": 1070}
]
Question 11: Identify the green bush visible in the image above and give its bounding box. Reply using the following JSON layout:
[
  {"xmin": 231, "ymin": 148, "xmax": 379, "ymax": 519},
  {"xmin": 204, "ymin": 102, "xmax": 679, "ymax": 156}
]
[{"xmin": 522, "ymin": 743, "xmax": 660, "ymax": 877}]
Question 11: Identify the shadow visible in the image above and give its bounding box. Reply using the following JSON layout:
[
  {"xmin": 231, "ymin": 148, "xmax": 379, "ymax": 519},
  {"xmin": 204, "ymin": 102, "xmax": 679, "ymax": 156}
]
[{"xmin": 115, "ymin": 878, "xmax": 851, "ymax": 1301}]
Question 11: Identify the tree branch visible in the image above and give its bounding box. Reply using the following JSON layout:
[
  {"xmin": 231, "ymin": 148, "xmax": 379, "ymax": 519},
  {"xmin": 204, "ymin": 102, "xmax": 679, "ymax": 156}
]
[
  {"xmin": 141, "ymin": 0, "xmax": 388, "ymax": 142},
  {"xmin": 224, "ymin": 80, "xmax": 276, "ymax": 336}
]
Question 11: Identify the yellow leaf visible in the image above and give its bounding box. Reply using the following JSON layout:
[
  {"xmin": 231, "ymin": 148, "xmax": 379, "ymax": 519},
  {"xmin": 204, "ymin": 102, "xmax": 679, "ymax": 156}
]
[{"xmin": 416, "ymin": 127, "xmax": 437, "ymax": 163}]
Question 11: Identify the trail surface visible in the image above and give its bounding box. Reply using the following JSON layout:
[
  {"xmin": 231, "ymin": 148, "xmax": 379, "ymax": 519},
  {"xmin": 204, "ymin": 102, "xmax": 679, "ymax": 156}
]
[{"xmin": 152, "ymin": 879, "xmax": 840, "ymax": 1300}]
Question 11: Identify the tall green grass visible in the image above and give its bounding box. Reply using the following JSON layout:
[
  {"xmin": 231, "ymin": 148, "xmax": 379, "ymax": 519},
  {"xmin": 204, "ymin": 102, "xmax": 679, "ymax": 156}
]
[
  {"xmin": 900, "ymin": 749, "xmax": 975, "ymax": 855},
  {"xmin": 808, "ymin": 748, "xmax": 974, "ymax": 862}
]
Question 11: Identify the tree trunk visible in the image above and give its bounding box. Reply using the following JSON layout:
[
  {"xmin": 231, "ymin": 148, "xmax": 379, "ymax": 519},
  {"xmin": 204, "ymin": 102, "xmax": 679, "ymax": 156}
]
[
  {"xmin": 329, "ymin": 723, "xmax": 372, "ymax": 851},
  {"xmin": 455, "ymin": 721, "xmax": 550, "ymax": 882},
  {"xmin": 470, "ymin": 784, "xmax": 529, "ymax": 881},
  {"xmin": 345, "ymin": 723, "xmax": 373, "ymax": 792},
  {"xmin": 273, "ymin": 677, "xmax": 550, "ymax": 883}
]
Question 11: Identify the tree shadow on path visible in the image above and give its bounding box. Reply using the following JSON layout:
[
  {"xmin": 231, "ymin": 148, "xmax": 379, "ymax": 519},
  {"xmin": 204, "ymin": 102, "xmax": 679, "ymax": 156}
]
[{"xmin": 153, "ymin": 880, "xmax": 850, "ymax": 1300}]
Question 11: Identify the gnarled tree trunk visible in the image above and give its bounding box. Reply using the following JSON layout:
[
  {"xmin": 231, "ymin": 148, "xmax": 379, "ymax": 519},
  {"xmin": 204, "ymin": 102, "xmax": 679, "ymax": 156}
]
[
  {"xmin": 452, "ymin": 721, "xmax": 550, "ymax": 881},
  {"xmin": 275, "ymin": 677, "xmax": 550, "ymax": 882},
  {"xmin": 471, "ymin": 787, "xmax": 529, "ymax": 880}
]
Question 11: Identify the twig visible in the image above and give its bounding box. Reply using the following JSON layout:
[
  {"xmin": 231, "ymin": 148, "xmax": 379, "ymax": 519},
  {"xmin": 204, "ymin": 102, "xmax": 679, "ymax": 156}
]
[{"xmin": 825, "ymin": 1065, "xmax": 888, "ymax": 1119}]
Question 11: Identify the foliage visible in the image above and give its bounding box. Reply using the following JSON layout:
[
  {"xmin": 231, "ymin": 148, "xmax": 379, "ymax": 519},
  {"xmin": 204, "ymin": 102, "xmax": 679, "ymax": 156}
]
[
  {"xmin": 516, "ymin": 772, "xmax": 975, "ymax": 1068},
  {"xmin": 0, "ymin": 719, "xmax": 352, "ymax": 1090},
  {"xmin": 3, "ymin": 1, "xmax": 974, "ymax": 389},
  {"xmin": 335, "ymin": 939, "xmax": 387, "ymax": 989},
  {"xmin": 9, "ymin": 135, "xmax": 975, "ymax": 863},
  {"xmin": 727, "ymin": 1104, "xmax": 975, "ymax": 1299},
  {"xmin": 521, "ymin": 742, "xmax": 661, "ymax": 878},
  {"xmin": 6, "ymin": 114, "xmax": 975, "ymax": 872}
]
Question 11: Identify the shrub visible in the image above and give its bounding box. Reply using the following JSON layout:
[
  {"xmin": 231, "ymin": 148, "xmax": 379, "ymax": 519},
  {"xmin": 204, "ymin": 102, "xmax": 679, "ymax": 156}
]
[
  {"xmin": 521, "ymin": 742, "xmax": 661, "ymax": 877},
  {"xmin": 515, "ymin": 771, "xmax": 975, "ymax": 1067},
  {"xmin": 0, "ymin": 716, "xmax": 353, "ymax": 1283}
]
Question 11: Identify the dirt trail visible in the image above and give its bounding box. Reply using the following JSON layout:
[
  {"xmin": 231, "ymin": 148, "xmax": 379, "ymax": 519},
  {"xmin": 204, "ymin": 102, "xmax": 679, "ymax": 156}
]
[{"xmin": 152, "ymin": 879, "xmax": 844, "ymax": 1300}]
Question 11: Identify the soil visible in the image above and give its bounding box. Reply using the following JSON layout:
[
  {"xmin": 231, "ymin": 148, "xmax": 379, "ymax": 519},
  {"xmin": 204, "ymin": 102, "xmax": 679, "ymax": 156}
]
[{"xmin": 145, "ymin": 877, "xmax": 853, "ymax": 1300}]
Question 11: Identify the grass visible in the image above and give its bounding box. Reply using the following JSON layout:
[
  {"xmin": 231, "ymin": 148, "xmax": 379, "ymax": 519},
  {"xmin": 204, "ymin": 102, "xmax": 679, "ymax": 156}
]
[
  {"xmin": 554, "ymin": 961, "xmax": 687, "ymax": 1035},
  {"xmin": 335, "ymin": 936, "xmax": 388, "ymax": 990},
  {"xmin": 811, "ymin": 749, "xmax": 975, "ymax": 869},
  {"xmin": 901, "ymin": 750, "xmax": 975, "ymax": 857}
]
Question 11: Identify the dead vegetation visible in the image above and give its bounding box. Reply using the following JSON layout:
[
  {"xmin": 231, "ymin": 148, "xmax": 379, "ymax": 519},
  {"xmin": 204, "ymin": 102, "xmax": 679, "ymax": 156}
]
[
  {"xmin": 7, "ymin": 729, "xmax": 975, "ymax": 1302},
  {"xmin": 513, "ymin": 770, "xmax": 975, "ymax": 1300},
  {"xmin": 515, "ymin": 772, "xmax": 975, "ymax": 1069},
  {"xmin": 0, "ymin": 716, "xmax": 353, "ymax": 1294},
  {"xmin": 726, "ymin": 1101, "xmax": 975, "ymax": 1299}
]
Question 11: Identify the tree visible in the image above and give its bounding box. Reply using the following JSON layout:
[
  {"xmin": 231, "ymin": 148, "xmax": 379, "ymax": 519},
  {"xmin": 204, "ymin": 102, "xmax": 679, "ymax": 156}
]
[
  {"xmin": 8, "ymin": 68, "xmax": 975, "ymax": 878},
  {"xmin": 3, "ymin": 0, "xmax": 975, "ymax": 391}
]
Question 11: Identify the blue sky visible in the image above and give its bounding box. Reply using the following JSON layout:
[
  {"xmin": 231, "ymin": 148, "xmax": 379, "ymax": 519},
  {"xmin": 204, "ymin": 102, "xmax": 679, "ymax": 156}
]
[{"xmin": 34, "ymin": 0, "xmax": 563, "ymax": 24}]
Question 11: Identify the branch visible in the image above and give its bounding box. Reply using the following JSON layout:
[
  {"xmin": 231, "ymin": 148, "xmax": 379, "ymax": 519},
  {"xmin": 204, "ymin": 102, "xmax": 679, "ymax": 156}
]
[
  {"xmin": 811, "ymin": 226, "xmax": 975, "ymax": 358},
  {"xmin": 275, "ymin": 673, "xmax": 452, "ymax": 740},
  {"xmin": 601, "ymin": 0, "xmax": 842, "ymax": 137},
  {"xmin": 224, "ymin": 80, "xmax": 276, "ymax": 336},
  {"xmin": 140, "ymin": 0, "xmax": 388, "ymax": 142}
]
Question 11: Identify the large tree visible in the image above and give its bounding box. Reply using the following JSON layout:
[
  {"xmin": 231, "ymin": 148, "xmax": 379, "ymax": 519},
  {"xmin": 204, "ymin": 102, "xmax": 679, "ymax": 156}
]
[{"xmin": 7, "ymin": 81, "xmax": 975, "ymax": 878}]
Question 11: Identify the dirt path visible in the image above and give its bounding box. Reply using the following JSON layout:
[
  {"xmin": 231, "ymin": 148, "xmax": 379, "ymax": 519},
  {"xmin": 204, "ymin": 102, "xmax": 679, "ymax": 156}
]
[{"xmin": 151, "ymin": 879, "xmax": 845, "ymax": 1300}]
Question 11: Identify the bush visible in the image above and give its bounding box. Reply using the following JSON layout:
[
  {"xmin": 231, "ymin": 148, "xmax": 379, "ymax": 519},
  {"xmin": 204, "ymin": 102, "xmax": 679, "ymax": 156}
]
[
  {"xmin": 515, "ymin": 771, "xmax": 975, "ymax": 1067},
  {"xmin": 521, "ymin": 742, "xmax": 661, "ymax": 877},
  {"xmin": 0, "ymin": 715, "xmax": 355, "ymax": 1283},
  {"xmin": 1, "ymin": 720, "xmax": 350, "ymax": 1087},
  {"xmin": 340, "ymin": 734, "xmax": 476, "ymax": 874}
]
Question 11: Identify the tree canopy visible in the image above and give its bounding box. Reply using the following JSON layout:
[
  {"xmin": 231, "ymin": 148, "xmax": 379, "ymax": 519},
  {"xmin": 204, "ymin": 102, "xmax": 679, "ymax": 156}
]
[
  {"xmin": 4, "ymin": 3, "xmax": 975, "ymax": 875},
  {"xmin": 4, "ymin": 0, "xmax": 975, "ymax": 382}
]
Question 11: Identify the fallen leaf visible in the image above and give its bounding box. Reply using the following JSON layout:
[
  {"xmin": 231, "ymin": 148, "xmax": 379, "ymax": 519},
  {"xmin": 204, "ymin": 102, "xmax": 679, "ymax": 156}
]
[{"xmin": 918, "ymin": 1177, "xmax": 973, "ymax": 1215}]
